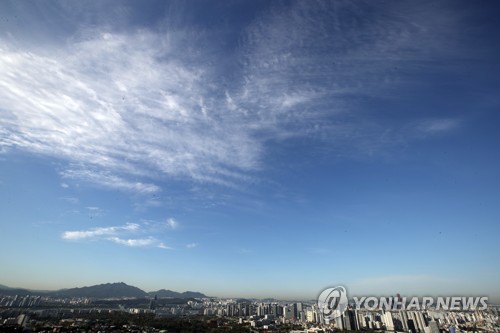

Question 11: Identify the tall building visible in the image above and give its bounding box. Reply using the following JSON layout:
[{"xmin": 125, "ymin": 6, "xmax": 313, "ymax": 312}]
[
  {"xmin": 293, "ymin": 303, "xmax": 299, "ymax": 319},
  {"xmin": 271, "ymin": 304, "xmax": 278, "ymax": 316},
  {"xmin": 257, "ymin": 304, "xmax": 264, "ymax": 317},
  {"xmin": 400, "ymin": 310, "xmax": 409, "ymax": 331},
  {"xmin": 16, "ymin": 314, "xmax": 29, "ymax": 327},
  {"xmin": 284, "ymin": 305, "xmax": 294, "ymax": 320},
  {"xmin": 244, "ymin": 303, "xmax": 250, "ymax": 316},
  {"xmin": 408, "ymin": 311, "xmax": 427, "ymax": 332},
  {"xmin": 382, "ymin": 311, "xmax": 395, "ymax": 331},
  {"xmin": 335, "ymin": 314, "xmax": 345, "ymax": 330},
  {"xmin": 149, "ymin": 295, "xmax": 157, "ymax": 310},
  {"xmin": 226, "ymin": 304, "xmax": 233, "ymax": 316},
  {"xmin": 407, "ymin": 319, "xmax": 417, "ymax": 333},
  {"xmin": 428, "ymin": 321, "xmax": 440, "ymax": 333},
  {"xmin": 345, "ymin": 310, "xmax": 358, "ymax": 331},
  {"xmin": 306, "ymin": 310, "xmax": 316, "ymax": 323}
]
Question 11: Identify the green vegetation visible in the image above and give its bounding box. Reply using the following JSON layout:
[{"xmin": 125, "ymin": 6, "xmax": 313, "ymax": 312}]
[{"xmin": 19, "ymin": 313, "xmax": 253, "ymax": 333}]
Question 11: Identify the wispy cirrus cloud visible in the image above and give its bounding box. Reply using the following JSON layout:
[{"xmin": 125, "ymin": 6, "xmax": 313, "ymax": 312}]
[
  {"xmin": 61, "ymin": 169, "xmax": 160, "ymax": 194},
  {"xmin": 62, "ymin": 223, "xmax": 140, "ymax": 240},
  {"xmin": 417, "ymin": 118, "xmax": 461, "ymax": 134},
  {"xmin": 158, "ymin": 242, "xmax": 173, "ymax": 250},
  {"xmin": 166, "ymin": 218, "xmax": 179, "ymax": 230},
  {"xmin": 0, "ymin": 29, "xmax": 260, "ymax": 192},
  {"xmin": 0, "ymin": 1, "xmax": 467, "ymax": 195},
  {"xmin": 141, "ymin": 218, "xmax": 180, "ymax": 231},
  {"xmin": 108, "ymin": 236, "xmax": 156, "ymax": 247},
  {"xmin": 62, "ymin": 218, "xmax": 177, "ymax": 249},
  {"xmin": 232, "ymin": 1, "xmax": 465, "ymax": 150}
]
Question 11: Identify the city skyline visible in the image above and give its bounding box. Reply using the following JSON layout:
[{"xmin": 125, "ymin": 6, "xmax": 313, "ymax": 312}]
[
  {"xmin": 1, "ymin": 281, "xmax": 498, "ymax": 305},
  {"xmin": 3, "ymin": 291, "xmax": 497, "ymax": 332},
  {"xmin": 0, "ymin": 1, "xmax": 499, "ymax": 301}
]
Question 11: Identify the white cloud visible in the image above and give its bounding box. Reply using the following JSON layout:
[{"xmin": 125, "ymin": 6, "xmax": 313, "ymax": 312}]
[
  {"xmin": 61, "ymin": 218, "xmax": 179, "ymax": 249},
  {"xmin": 186, "ymin": 243, "xmax": 198, "ymax": 249},
  {"xmin": 166, "ymin": 218, "xmax": 178, "ymax": 229},
  {"xmin": 158, "ymin": 242, "xmax": 173, "ymax": 250},
  {"xmin": 0, "ymin": 29, "xmax": 261, "ymax": 192},
  {"xmin": 233, "ymin": 1, "xmax": 465, "ymax": 151},
  {"xmin": 418, "ymin": 118, "xmax": 461, "ymax": 134},
  {"xmin": 0, "ymin": 2, "xmax": 467, "ymax": 194},
  {"xmin": 61, "ymin": 169, "xmax": 160, "ymax": 194},
  {"xmin": 62, "ymin": 223, "xmax": 139, "ymax": 240},
  {"xmin": 108, "ymin": 237, "xmax": 156, "ymax": 247}
]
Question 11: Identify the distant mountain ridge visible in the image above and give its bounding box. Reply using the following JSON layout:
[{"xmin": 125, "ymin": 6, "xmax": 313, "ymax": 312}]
[
  {"xmin": 0, "ymin": 287, "xmax": 33, "ymax": 297},
  {"xmin": 150, "ymin": 289, "xmax": 206, "ymax": 299},
  {"xmin": 54, "ymin": 282, "xmax": 147, "ymax": 298},
  {"xmin": 0, "ymin": 282, "xmax": 206, "ymax": 299}
]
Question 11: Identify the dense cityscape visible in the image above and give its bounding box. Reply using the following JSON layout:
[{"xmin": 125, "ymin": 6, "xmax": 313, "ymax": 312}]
[{"xmin": 1, "ymin": 284, "xmax": 498, "ymax": 333}]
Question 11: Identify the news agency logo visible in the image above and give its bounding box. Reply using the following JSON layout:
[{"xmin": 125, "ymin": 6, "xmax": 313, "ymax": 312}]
[
  {"xmin": 318, "ymin": 285, "xmax": 491, "ymax": 317},
  {"xmin": 317, "ymin": 286, "xmax": 348, "ymax": 320}
]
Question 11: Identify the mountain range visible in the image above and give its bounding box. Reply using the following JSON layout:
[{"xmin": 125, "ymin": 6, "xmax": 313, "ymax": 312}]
[{"xmin": 0, "ymin": 282, "xmax": 206, "ymax": 299}]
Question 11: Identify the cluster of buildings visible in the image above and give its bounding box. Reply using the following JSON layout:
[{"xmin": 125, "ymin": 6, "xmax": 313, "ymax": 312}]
[
  {"xmin": 321, "ymin": 307, "xmax": 498, "ymax": 333},
  {"xmin": 0, "ymin": 295, "xmax": 42, "ymax": 307},
  {"xmin": 154, "ymin": 298, "xmax": 498, "ymax": 332},
  {"xmin": 0, "ymin": 294, "xmax": 92, "ymax": 308},
  {"xmin": 1, "ymin": 293, "xmax": 498, "ymax": 332}
]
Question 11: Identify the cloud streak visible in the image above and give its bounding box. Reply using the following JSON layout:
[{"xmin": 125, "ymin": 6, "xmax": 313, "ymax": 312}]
[
  {"xmin": 166, "ymin": 218, "xmax": 178, "ymax": 230},
  {"xmin": 0, "ymin": 30, "xmax": 260, "ymax": 192},
  {"xmin": 62, "ymin": 219, "xmax": 177, "ymax": 249},
  {"xmin": 62, "ymin": 223, "xmax": 140, "ymax": 240},
  {"xmin": 61, "ymin": 169, "xmax": 160, "ymax": 194},
  {"xmin": 232, "ymin": 1, "xmax": 465, "ymax": 150},
  {"xmin": 108, "ymin": 237, "xmax": 156, "ymax": 247},
  {"xmin": 417, "ymin": 118, "xmax": 461, "ymax": 134},
  {"xmin": 0, "ymin": 1, "xmax": 466, "ymax": 194}
]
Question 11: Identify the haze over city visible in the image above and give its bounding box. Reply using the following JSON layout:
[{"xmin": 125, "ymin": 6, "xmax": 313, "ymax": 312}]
[{"xmin": 0, "ymin": 0, "xmax": 499, "ymax": 302}]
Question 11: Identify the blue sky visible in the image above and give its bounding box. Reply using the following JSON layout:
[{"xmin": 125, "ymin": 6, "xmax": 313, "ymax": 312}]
[{"xmin": 0, "ymin": 0, "xmax": 499, "ymax": 301}]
